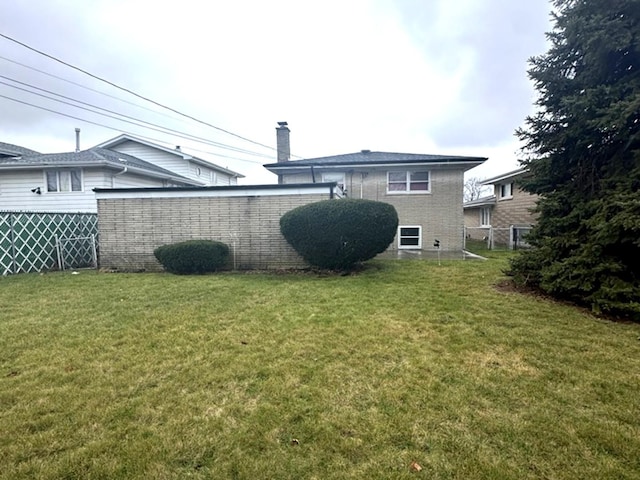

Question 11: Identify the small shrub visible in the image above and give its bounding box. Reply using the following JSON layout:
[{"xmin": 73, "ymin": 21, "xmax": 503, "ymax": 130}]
[
  {"xmin": 154, "ymin": 240, "xmax": 229, "ymax": 274},
  {"xmin": 280, "ymin": 199, "xmax": 398, "ymax": 270}
]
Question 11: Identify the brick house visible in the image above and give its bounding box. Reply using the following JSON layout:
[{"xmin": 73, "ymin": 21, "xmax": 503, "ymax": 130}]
[
  {"xmin": 94, "ymin": 123, "xmax": 487, "ymax": 272},
  {"xmin": 264, "ymin": 123, "xmax": 487, "ymax": 254},
  {"xmin": 463, "ymin": 168, "xmax": 538, "ymax": 248}
]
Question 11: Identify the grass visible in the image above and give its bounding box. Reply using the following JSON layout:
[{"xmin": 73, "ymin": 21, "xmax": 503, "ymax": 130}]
[{"xmin": 1, "ymin": 258, "xmax": 639, "ymax": 479}]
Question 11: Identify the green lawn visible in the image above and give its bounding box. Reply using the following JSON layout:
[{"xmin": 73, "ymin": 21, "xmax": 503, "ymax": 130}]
[{"xmin": 1, "ymin": 259, "xmax": 639, "ymax": 479}]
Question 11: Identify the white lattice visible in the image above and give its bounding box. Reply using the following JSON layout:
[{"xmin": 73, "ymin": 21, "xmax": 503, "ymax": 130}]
[
  {"xmin": 0, "ymin": 212, "xmax": 98, "ymax": 275},
  {"xmin": 57, "ymin": 235, "xmax": 97, "ymax": 270}
]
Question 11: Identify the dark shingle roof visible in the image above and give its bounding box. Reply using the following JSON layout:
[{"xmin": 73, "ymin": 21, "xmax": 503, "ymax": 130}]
[
  {"xmin": 0, "ymin": 142, "xmax": 41, "ymax": 157},
  {"xmin": 264, "ymin": 150, "xmax": 487, "ymax": 170},
  {"xmin": 0, "ymin": 147, "xmax": 197, "ymax": 183}
]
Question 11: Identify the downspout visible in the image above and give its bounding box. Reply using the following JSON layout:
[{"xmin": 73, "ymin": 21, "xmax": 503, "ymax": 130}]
[
  {"xmin": 311, "ymin": 166, "xmax": 316, "ymax": 183},
  {"xmin": 111, "ymin": 165, "xmax": 128, "ymax": 187}
]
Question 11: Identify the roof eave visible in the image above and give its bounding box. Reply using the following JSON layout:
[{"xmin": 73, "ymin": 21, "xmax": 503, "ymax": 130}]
[
  {"xmin": 481, "ymin": 168, "xmax": 527, "ymax": 185},
  {"xmin": 264, "ymin": 159, "xmax": 486, "ymax": 175},
  {"xmin": 96, "ymin": 134, "xmax": 245, "ymax": 178},
  {"xmin": 463, "ymin": 195, "xmax": 497, "ymax": 208},
  {"xmin": 0, "ymin": 161, "xmax": 201, "ymax": 185}
]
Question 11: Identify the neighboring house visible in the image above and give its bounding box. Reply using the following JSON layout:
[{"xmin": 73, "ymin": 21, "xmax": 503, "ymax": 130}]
[
  {"xmin": 0, "ymin": 142, "xmax": 40, "ymax": 158},
  {"xmin": 463, "ymin": 168, "xmax": 538, "ymax": 248},
  {"xmin": 263, "ymin": 123, "xmax": 487, "ymax": 253},
  {"xmin": 0, "ymin": 135, "xmax": 244, "ymax": 213},
  {"xmin": 96, "ymin": 134, "xmax": 243, "ymax": 186}
]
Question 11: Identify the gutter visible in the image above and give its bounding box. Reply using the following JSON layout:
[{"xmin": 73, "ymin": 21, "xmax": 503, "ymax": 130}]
[{"xmin": 265, "ymin": 160, "xmax": 487, "ymax": 172}]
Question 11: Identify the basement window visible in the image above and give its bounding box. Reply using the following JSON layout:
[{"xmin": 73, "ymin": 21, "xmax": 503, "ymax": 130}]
[
  {"xmin": 46, "ymin": 169, "xmax": 82, "ymax": 193},
  {"xmin": 398, "ymin": 225, "xmax": 422, "ymax": 249}
]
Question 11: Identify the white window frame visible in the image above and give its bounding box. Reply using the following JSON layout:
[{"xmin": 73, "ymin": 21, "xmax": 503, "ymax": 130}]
[
  {"xmin": 498, "ymin": 182, "xmax": 513, "ymax": 200},
  {"xmin": 480, "ymin": 207, "xmax": 491, "ymax": 226},
  {"xmin": 397, "ymin": 225, "xmax": 422, "ymax": 249},
  {"xmin": 387, "ymin": 171, "xmax": 430, "ymax": 194},
  {"xmin": 321, "ymin": 172, "xmax": 346, "ymax": 192},
  {"xmin": 45, "ymin": 169, "xmax": 83, "ymax": 193}
]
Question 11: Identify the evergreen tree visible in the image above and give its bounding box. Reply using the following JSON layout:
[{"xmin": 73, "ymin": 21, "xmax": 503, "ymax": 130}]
[{"xmin": 509, "ymin": 0, "xmax": 640, "ymax": 319}]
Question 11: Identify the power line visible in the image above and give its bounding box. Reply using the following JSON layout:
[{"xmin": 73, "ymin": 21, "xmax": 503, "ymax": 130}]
[
  {"xmin": 0, "ymin": 32, "xmax": 285, "ymax": 154},
  {"xmin": 0, "ymin": 75, "xmax": 273, "ymax": 159},
  {"xmin": 0, "ymin": 54, "xmax": 185, "ymax": 125},
  {"xmin": 0, "ymin": 51, "xmax": 305, "ymax": 160},
  {"xmin": 0, "ymin": 93, "xmax": 268, "ymax": 166}
]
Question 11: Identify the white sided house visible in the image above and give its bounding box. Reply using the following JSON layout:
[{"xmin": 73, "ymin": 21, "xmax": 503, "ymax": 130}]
[
  {"xmin": 96, "ymin": 134, "xmax": 243, "ymax": 187},
  {"xmin": 0, "ymin": 136, "xmax": 244, "ymax": 213}
]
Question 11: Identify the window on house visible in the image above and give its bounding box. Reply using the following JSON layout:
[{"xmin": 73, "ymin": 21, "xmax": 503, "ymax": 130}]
[
  {"xmin": 46, "ymin": 169, "xmax": 82, "ymax": 193},
  {"xmin": 398, "ymin": 225, "xmax": 422, "ymax": 249},
  {"xmin": 480, "ymin": 207, "xmax": 491, "ymax": 226},
  {"xmin": 499, "ymin": 182, "xmax": 513, "ymax": 199},
  {"xmin": 321, "ymin": 172, "xmax": 346, "ymax": 194},
  {"xmin": 387, "ymin": 171, "xmax": 430, "ymax": 193}
]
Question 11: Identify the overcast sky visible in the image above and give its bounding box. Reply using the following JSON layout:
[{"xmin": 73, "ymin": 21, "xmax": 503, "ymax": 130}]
[{"xmin": 0, "ymin": 0, "xmax": 552, "ymax": 184}]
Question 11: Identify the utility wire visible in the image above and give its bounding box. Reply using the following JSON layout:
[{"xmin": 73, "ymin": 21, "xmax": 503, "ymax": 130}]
[
  {"xmin": 0, "ymin": 75, "xmax": 273, "ymax": 158},
  {"xmin": 0, "ymin": 32, "xmax": 293, "ymax": 156},
  {"xmin": 0, "ymin": 51, "xmax": 305, "ymax": 160},
  {"xmin": 0, "ymin": 93, "xmax": 268, "ymax": 166},
  {"xmin": 0, "ymin": 54, "xmax": 185, "ymax": 125}
]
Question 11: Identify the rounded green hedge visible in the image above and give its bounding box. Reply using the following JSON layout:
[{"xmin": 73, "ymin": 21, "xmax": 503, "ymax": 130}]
[
  {"xmin": 280, "ymin": 199, "xmax": 398, "ymax": 270},
  {"xmin": 154, "ymin": 239, "xmax": 229, "ymax": 274}
]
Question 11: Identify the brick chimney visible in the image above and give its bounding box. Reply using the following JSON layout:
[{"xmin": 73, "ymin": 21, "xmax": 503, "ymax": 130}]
[{"xmin": 276, "ymin": 121, "xmax": 290, "ymax": 163}]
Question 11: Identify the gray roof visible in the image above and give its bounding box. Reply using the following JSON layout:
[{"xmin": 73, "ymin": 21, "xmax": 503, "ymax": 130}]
[
  {"xmin": 0, "ymin": 147, "xmax": 198, "ymax": 184},
  {"xmin": 264, "ymin": 150, "xmax": 487, "ymax": 172},
  {"xmin": 0, "ymin": 142, "xmax": 41, "ymax": 157},
  {"xmin": 481, "ymin": 168, "xmax": 527, "ymax": 185},
  {"xmin": 463, "ymin": 195, "xmax": 496, "ymax": 208}
]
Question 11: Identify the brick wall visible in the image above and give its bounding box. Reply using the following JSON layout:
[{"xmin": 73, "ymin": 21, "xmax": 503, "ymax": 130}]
[
  {"xmin": 493, "ymin": 186, "xmax": 537, "ymax": 226},
  {"xmin": 97, "ymin": 192, "xmax": 330, "ymax": 271},
  {"xmin": 283, "ymin": 168, "xmax": 465, "ymax": 251}
]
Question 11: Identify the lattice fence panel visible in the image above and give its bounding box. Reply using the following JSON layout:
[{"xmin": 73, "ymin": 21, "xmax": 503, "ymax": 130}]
[
  {"xmin": 59, "ymin": 236, "xmax": 97, "ymax": 270},
  {"xmin": 0, "ymin": 212, "xmax": 98, "ymax": 275}
]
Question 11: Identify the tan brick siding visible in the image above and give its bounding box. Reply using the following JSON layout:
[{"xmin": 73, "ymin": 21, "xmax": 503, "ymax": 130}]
[
  {"xmin": 493, "ymin": 186, "xmax": 538, "ymax": 227},
  {"xmin": 463, "ymin": 186, "xmax": 538, "ymax": 245},
  {"xmin": 97, "ymin": 193, "xmax": 330, "ymax": 271},
  {"xmin": 283, "ymin": 168, "xmax": 465, "ymax": 251},
  {"xmin": 464, "ymin": 209, "xmax": 491, "ymax": 240}
]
